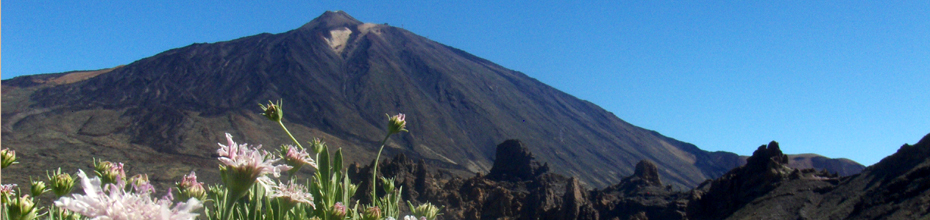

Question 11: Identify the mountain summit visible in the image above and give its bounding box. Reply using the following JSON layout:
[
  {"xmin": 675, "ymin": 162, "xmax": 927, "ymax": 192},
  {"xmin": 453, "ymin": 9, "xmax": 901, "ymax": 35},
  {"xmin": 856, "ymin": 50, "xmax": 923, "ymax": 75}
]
[
  {"xmin": 300, "ymin": 10, "xmax": 364, "ymax": 30},
  {"xmin": 7, "ymin": 11, "xmax": 775, "ymax": 188}
]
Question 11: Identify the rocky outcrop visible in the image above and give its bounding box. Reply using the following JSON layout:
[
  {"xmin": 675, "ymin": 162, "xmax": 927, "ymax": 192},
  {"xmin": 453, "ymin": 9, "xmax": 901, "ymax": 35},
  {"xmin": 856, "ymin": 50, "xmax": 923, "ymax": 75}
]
[
  {"xmin": 351, "ymin": 139, "xmax": 596, "ymax": 220},
  {"xmin": 737, "ymin": 153, "xmax": 865, "ymax": 177},
  {"xmin": 593, "ymin": 160, "xmax": 687, "ymax": 220},
  {"xmin": 487, "ymin": 140, "xmax": 550, "ymax": 182},
  {"xmin": 686, "ymin": 141, "xmax": 837, "ymax": 219},
  {"xmin": 349, "ymin": 134, "xmax": 930, "ymax": 220},
  {"xmin": 803, "ymin": 133, "xmax": 930, "ymax": 219}
]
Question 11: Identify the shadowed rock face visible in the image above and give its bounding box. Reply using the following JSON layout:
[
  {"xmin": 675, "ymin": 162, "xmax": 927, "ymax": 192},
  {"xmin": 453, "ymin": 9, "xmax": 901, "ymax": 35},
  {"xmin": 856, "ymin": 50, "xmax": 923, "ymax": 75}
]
[
  {"xmin": 1, "ymin": 10, "xmax": 749, "ymax": 189},
  {"xmin": 631, "ymin": 160, "xmax": 661, "ymax": 187},
  {"xmin": 687, "ymin": 141, "xmax": 805, "ymax": 219},
  {"xmin": 488, "ymin": 139, "xmax": 550, "ymax": 182}
]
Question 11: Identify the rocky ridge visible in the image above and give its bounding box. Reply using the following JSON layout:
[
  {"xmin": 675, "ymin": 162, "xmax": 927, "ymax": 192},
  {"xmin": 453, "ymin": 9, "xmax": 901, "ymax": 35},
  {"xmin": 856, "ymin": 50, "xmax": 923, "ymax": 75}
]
[{"xmin": 354, "ymin": 133, "xmax": 930, "ymax": 220}]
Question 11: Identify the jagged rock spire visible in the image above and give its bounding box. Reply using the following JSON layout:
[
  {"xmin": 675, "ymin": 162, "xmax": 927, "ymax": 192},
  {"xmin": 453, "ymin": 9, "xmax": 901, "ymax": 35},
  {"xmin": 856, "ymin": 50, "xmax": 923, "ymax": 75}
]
[
  {"xmin": 487, "ymin": 139, "xmax": 550, "ymax": 182},
  {"xmin": 633, "ymin": 160, "xmax": 662, "ymax": 186}
]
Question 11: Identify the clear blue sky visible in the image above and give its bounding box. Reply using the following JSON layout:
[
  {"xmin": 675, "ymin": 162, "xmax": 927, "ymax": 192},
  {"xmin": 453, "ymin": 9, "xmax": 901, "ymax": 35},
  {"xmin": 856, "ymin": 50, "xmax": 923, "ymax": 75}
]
[{"xmin": 4, "ymin": 1, "xmax": 929, "ymax": 166}]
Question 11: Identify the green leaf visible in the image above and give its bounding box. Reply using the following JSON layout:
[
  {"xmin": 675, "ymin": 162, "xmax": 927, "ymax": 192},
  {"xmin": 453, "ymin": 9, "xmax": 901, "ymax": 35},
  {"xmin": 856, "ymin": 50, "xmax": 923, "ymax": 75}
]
[
  {"xmin": 333, "ymin": 148, "xmax": 344, "ymax": 177},
  {"xmin": 318, "ymin": 145, "xmax": 331, "ymax": 190}
]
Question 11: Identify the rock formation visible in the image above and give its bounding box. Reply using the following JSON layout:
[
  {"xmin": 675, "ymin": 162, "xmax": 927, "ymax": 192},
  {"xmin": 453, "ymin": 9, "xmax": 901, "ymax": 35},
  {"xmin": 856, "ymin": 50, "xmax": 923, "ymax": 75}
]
[{"xmin": 352, "ymin": 134, "xmax": 930, "ymax": 219}]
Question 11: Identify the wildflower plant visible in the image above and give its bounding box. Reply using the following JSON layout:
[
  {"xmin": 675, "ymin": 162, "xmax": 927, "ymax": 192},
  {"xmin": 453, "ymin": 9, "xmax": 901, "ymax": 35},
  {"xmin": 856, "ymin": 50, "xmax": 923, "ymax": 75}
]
[
  {"xmin": 215, "ymin": 133, "xmax": 291, "ymax": 220},
  {"xmin": 54, "ymin": 170, "xmax": 202, "ymax": 219},
  {"xmin": 1, "ymin": 99, "xmax": 443, "ymax": 220}
]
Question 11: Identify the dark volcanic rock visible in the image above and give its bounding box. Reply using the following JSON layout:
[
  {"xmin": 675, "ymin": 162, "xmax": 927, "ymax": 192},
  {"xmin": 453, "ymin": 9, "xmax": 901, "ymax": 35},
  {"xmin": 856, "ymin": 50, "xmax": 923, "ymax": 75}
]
[
  {"xmin": 686, "ymin": 141, "xmax": 835, "ymax": 219},
  {"xmin": 594, "ymin": 160, "xmax": 688, "ymax": 220},
  {"xmin": 630, "ymin": 160, "xmax": 661, "ymax": 187},
  {"xmin": 351, "ymin": 140, "xmax": 597, "ymax": 220},
  {"xmin": 347, "ymin": 135, "xmax": 930, "ymax": 220},
  {"xmin": 803, "ymin": 133, "xmax": 930, "ymax": 219},
  {"xmin": 487, "ymin": 139, "xmax": 550, "ymax": 182}
]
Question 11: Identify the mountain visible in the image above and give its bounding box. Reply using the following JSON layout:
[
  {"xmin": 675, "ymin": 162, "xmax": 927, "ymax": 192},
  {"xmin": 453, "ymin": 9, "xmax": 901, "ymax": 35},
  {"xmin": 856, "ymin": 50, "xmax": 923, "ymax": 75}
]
[{"xmin": 1, "ymin": 11, "xmax": 853, "ymax": 190}]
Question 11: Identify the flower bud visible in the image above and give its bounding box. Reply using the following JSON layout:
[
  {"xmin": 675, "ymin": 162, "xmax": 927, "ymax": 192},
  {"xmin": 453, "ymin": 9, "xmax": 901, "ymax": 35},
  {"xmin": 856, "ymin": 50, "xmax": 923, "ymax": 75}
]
[
  {"xmin": 1, "ymin": 148, "xmax": 18, "ymax": 168},
  {"xmin": 407, "ymin": 201, "xmax": 444, "ymax": 220},
  {"xmin": 259, "ymin": 100, "xmax": 284, "ymax": 122},
  {"xmin": 362, "ymin": 206, "xmax": 382, "ymax": 220},
  {"xmin": 386, "ymin": 113, "xmax": 408, "ymax": 135},
  {"xmin": 8, "ymin": 195, "xmax": 37, "ymax": 220},
  {"xmin": 94, "ymin": 160, "xmax": 126, "ymax": 187},
  {"xmin": 331, "ymin": 202, "xmax": 347, "ymax": 219},
  {"xmin": 29, "ymin": 180, "xmax": 48, "ymax": 197},
  {"xmin": 47, "ymin": 168, "xmax": 75, "ymax": 197},
  {"xmin": 176, "ymin": 171, "xmax": 207, "ymax": 202},
  {"xmin": 309, "ymin": 138, "xmax": 325, "ymax": 154},
  {"xmin": 381, "ymin": 177, "xmax": 396, "ymax": 193},
  {"xmin": 129, "ymin": 174, "xmax": 155, "ymax": 194}
]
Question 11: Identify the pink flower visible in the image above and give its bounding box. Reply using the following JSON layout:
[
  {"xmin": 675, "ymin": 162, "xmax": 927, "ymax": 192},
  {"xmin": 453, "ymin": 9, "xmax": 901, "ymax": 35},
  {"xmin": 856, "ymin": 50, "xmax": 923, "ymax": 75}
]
[
  {"xmin": 0, "ymin": 184, "xmax": 17, "ymax": 195},
  {"xmin": 267, "ymin": 180, "xmax": 314, "ymax": 208},
  {"xmin": 217, "ymin": 133, "xmax": 291, "ymax": 201},
  {"xmin": 284, "ymin": 145, "xmax": 318, "ymax": 170},
  {"xmin": 54, "ymin": 170, "xmax": 202, "ymax": 220},
  {"xmin": 217, "ymin": 133, "xmax": 291, "ymax": 178}
]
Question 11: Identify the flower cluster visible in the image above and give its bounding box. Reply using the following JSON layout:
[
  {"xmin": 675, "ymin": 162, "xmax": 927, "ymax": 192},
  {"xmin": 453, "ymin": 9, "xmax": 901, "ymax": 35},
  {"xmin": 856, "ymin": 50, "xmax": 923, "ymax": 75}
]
[
  {"xmin": 54, "ymin": 170, "xmax": 202, "ymax": 220},
  {"xmin": 217, "ymin": 133, "xmax": 292, "ymax": 201},
  {"xmin": 3, "ymin": 100, "xmax": 441, "ymax": 220},
  {"xmin": 217, "ymin": 133, "xmax": 292, "ymax": 179},
  {"xmin": 268, "ymin": 180, "xmax": 314, "ymax": 208}
]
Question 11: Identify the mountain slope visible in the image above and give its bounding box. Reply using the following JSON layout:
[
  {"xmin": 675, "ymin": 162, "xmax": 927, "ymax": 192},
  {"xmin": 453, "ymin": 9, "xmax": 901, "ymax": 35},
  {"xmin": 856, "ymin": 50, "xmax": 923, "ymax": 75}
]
[{"xmin": 5, "ymin": 11, "xmax": 765, "ymax": 188}]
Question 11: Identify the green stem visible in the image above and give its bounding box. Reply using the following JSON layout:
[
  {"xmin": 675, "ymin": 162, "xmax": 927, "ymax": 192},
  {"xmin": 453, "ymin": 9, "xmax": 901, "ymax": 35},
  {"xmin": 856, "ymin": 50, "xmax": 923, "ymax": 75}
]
[
  {"xmin": 222, "ymin": 183, "xmax": 250, "ymax": 220},
  {"xmin": 371, "ymin": 133, "xmax": 391, "ymax": 206},
  {"xmin": 278, "ymin": 120, "xmax": 304, "ymax": 150},
  {"xmin": 222, "ymin": 193, "xmax": 236, "ymax": 220}
]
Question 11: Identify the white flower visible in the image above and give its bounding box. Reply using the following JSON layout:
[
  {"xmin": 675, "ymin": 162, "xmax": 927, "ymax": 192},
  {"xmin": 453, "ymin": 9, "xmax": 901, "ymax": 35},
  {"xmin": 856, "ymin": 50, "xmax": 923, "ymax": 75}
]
[
  {"xmin": 54, "ymin": 170, "xmax": 202, "ymax": 220},
  {"xmin": 217, "ymin": 133, "xmax": 291, "ymax": 178},
  {"xmin": 404, "ymin": 215, "xmax": 418, "ymax": 220},
  {"xmin": 284, "ymin": 145, "xmax": 318, "ymax": 169},
  {"xmin": 267, "ymin": 180, "xmax": 314, "ymax": 208}
]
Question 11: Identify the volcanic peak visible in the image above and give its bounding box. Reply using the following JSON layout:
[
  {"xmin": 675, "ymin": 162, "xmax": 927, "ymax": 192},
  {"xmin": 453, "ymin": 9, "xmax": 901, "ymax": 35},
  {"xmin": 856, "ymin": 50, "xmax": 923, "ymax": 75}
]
[{"xmin": 300, "ymin": 10, "xmax": 364, "ymax": 31}]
